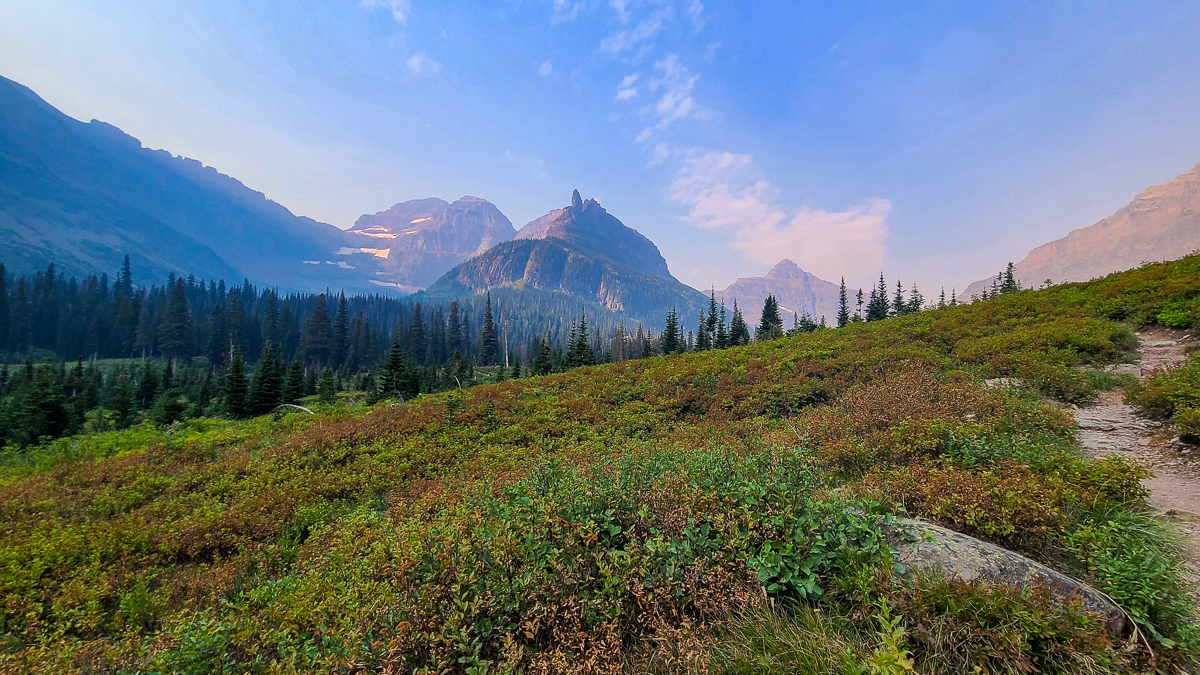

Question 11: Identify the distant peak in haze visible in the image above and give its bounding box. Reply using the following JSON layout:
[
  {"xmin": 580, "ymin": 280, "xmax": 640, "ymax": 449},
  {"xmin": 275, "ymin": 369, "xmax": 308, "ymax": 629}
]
[
  {"xmin": 517, "ymin": 191, "xmax": 671, "ymax": 278},
  {"xmin": 715, "ymin": 259, "xmax": 840, "ymax": 327}
]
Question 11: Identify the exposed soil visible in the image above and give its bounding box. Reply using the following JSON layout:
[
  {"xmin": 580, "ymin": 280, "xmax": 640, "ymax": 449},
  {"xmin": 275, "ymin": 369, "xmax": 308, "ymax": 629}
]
[{"xmin": 1072, "ymin": 327, "xmax": 1200, "ymax": 593}]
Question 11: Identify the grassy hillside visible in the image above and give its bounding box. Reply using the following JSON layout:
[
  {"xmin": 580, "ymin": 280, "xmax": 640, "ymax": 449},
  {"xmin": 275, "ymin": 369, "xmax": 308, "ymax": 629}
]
[{"xmin": 3, "ymin": 256, "xmax": 1200, "ymax": 674}]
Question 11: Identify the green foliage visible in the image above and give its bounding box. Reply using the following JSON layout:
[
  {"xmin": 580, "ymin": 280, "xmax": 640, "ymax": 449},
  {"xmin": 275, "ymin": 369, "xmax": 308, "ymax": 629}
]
[
  {"xmin": 1, "ymin": 254, "xmax": 1199, "ymax": 672},
  {"xmin": 1127, "ymin": 352, "xmax": 1200, "ymax": 438},
  {"xmin": 1066, "ymin": 516, "xmax": 1200, "ymax": 651}
]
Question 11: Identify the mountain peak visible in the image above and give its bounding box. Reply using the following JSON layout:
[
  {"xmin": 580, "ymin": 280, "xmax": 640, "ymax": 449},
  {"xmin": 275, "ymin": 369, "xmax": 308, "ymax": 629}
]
[{"xmin": 516, "ymin": 193, "xmax": 671, "ymax": 278}]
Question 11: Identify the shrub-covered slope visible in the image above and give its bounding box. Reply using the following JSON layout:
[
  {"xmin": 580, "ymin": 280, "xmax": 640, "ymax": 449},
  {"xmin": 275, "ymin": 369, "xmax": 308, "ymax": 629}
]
[{"xmin": 3, "ymin": 255, "xmax": 1200, "ymax": 673}]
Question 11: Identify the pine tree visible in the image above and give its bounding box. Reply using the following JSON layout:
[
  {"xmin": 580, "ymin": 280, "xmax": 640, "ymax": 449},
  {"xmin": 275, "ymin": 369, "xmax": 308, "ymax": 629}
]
[
  {"xmin": 696, "ymin": 310, "xmax": 711, "ymax": 351},
  {"xmin": 855, "ymin": 289, "xmax": 865, "ymax": 322},
  {"xmin": 318, "ymin": 367, "xmax": 336, "ymax": 405},
  {"xmin": 282, "ymin": 360, "xmax": 305, "ymax": 404},
  {"xmin": 1001, "ymin": 262, "xmax": 1019, "ymax": 294},
  {"xmin": 950, "ymin": 289, "xmax": 958, "ymax": 307},
  {"xmin": 443, "ymin": 301, "xmax": 461, "ymax": 359},
  {"xmin": 332, "ymin": 293, "xmax": 349, "ymax": 368},
  {"xmin": 938, "ymin": 288, "xmax": 947, "ymax": 309},
  {"xmin": 892, "ymin": 280, "xmax": 905, "ymax": 317},
  {"xmin": 301, "ymin": 294, "xmax": 334, "ymax": 367},
  {"xmin": 223, "ymin": 353, "xmax": 249, "ymax": 419},
  {"xmin": 136, "ymin": 362, "xmax": 158, "ymax": 409},
  {"xmin": 107, "ymin": 373, "xmax": 136, "ymax": 429},
  {"xmin": 661, "ymin": 307, "xmax": 681, "ymax": 354},
  {"xmin": 715, "ymin": 302, "xmax": 729, "ymax": 349},
  {"xmin": 510, "ymin": 353, "xmax": 522, "ymax": 379},
  {"xmin": 250, "ymin": 343, "xmax": 282, "ymax": 414},
  {"xmin": 866, "ymin": 274, "xmax": 890, "ymax": 321},
  {"xmin": 729, "ymin": 301, "xmax": 751, "ymax": 346},
  {"xmin": 152, "ymin": 385, "xmax": 188, "ymax": 426},
  {"xmin": 408, "ymin": 303, "xmax": 428, "ymax": 366},
  {"xmin": 906, "ymin": 283, "xmax": 925, "ymax": 314},
  {"xmin": 158, "ymin": 277, "xmax": 193, "ymax": 359},
  {"xmin": 479, "ymin": 292, "xmax": 498, "ymax": 365},
  {"xmin": 0, "ymin": 262, "xmax": 8, "ymax": 353},
  {"xmin": 836, "ymin": 277, "xmax": 850, "ymax": 328},
  {"xmin": 757, "ymin": 294, "xmax": 783, "ymax": 341}
]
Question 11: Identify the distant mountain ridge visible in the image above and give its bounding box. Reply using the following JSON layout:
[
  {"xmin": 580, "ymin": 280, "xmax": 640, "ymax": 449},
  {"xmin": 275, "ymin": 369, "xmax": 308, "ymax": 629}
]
[
  {"xmin": 427, "ymin": 192, "xmax": 706, "ymax": 325},
  {"xmin": 0, "ymin": 74, "xmax": 382, "ymax": 292},
  {"xmin": 715, "ymin": 260, "xmax": 841, "ymax": 327},
  {"xmin": 344, "ymin": 196, "xmax": 516, "ymax": 291},
  {"xmin": 966, "ymin": 161, "xmax": 1200, "ymax": 297}
]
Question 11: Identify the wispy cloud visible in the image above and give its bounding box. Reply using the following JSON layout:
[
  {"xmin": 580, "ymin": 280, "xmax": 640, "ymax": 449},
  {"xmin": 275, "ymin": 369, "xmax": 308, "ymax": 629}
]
[
  {"xmin": 669, "ymin": 150, "xmax": 890, "ymax": 282},
  {"xmin": 538, "ymin": 60, "xmax": 554, "ymax": 77},
  {"xmin": 361, "ymin": 0, "xmax": 412, "ymax": 24},
  {"xmin": 600, "ymin": 6, "xmax": 673, "ymax": 53},
  {"xmin": 405, "ymin": 53, "xmax": 441, "ymax": 76},
  {"xmin": 502, "ymin": 150, "xmax": 548, "ymax": 180},
  {"xmin": 685, "ymin": 0, "xmax": 706, "ymax": 32},
  {"xmin": 632, "ymin": 53, "xmax": 698, "ymax": 140},
  {"xmin": 610, "ymin": 0, "xmax": 633, "ymax": 23},
  {"xmin": 551, "ymin": 0, "xmax": 584, "ymax": 24},
  {"xmin": 616, "ymin": 72, "xmax": 640, "ymax": 100}
]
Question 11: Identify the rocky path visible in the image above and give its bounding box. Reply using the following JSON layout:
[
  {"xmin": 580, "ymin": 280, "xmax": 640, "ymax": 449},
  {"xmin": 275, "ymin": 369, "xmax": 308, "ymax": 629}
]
[{"xmin": 1072, "ymin": 327, "xmax": 1200, "ymax": 592}]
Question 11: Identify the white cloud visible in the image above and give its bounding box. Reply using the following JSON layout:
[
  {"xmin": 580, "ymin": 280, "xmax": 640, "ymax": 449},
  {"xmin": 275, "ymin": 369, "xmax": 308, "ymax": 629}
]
[
  {"xmin": 538, "ymin": 60, "xmax": 553, "ymax": 77},
  {"xmin": 502, "ymin": 150, "xmax": 548, "ymax": 180},
  {"xmin": 551, "ymin": 0, "xmax": 584, "ymax": 24},
  {"xmin": 616, "ymin": 73, "xmax": 640, "ymax": 100},
  {"xmin": 639, "ymin": 53, "xmax": 698, "ymax": 138},
  {"xmin": 361, "ymin": 0, "xmax": 411, "ymax": 24},
  {"xmin": 405, "ymin": 53, "xmax": 441, "ymax": 76},
  {"xmin": 669, "ymin": 150, "xmax": 890, "ymax": 282},
  {"xmin": 610, "ymin": 0, "xmax": 633, "ymax": 23},
  {"xmin": 600, "ymin": 6, "xmax": 672, "ymax": 53},
  {"xmin": 685, "ymin": 0, "xmax": 707, "ymax": 32}
]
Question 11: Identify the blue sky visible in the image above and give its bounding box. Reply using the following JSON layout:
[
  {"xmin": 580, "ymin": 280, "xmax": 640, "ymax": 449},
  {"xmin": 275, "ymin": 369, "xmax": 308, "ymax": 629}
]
[{"xmin": 4, "ymin": 0, "xmax": 1200, "ymax": 293}]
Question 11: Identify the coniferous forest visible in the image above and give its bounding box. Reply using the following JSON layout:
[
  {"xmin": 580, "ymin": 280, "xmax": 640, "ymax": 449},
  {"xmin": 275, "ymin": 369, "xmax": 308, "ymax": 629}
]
[{"xmin": 0, "ymin": 257, "xmax": 973, "ymax": 451}]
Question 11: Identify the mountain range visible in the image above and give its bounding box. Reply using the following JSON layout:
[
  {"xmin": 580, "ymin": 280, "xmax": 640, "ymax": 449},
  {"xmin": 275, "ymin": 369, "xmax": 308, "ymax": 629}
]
[
  {"xmin": 715, "ymin": 260, "xmax": 841, "ymax": 327},
  {"xmin": 426, "ymin": 191, "xmax": 708, "ymax": 325},
  {"xmin": 966, "ymin": 161, "xmax": 1200, "ymax": 297}
]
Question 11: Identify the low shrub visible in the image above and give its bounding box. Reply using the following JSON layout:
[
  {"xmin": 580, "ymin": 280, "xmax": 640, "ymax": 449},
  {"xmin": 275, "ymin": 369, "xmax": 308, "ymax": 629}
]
[{"xmin": 1127, "ymin": 353, "xmax": 1200, "ymax": 438}]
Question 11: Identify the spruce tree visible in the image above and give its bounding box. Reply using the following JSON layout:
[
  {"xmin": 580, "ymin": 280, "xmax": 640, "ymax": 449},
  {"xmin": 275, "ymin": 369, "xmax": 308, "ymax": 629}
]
[
  {"xmin": 158, "ymin": 277, "xmax": 193, "ymax": 359},
  {"xmin": 1001, "ymin": 262, "xmax": 1019, "ymax": 294},
  {"xmin": 282, "ymin": 360, "xmax": 304, "ymax": 404},
  {"xmin": 855, "ymin": 289, "xmax": 864, "ymax": 322},
  {"xmin": 892, "ymin": 280, "xmax": 905, "ymax": 317},
  {"xmin": 866, "ymin": 274, "xmax": 890, "ymax": 321},
  {"xmin": 301, "ymin": 294, "xmax": 334, "ymax": 367},
  {"xmin": 408, "ymin": 303, "xmax": 428, "ymax": 366},
  {"xmin": 729, "ymin": 301, "xmax": 750, "ymax": 346},
  {"xmin": 250, "ymin": 343, "xmax": 282, "ymax": 414},
  {"xmin": 223, "ymin": 353, "xmax": 249, "ymax": 419},
  {"xmin": 906, "ymin": 284, "xmax": 925, "ymax": 314},
  {"xmin": 108, "ymin": 373, "xmax": 136, "ymax": 429},
  {"xmin": 446, "ymin": 301, "xmax": 463, "ymax": 358},
  {"xmin": 479, "ymin": 292, "xmax": 498, "ymax": 365},
  {"xmin": 318, "ymin": 367, "xmax": 336, "ymax": 405},
  {"xmin": 757, "ymin": 294, "xmax": 783, "ymax": 341},
  {"xmin": 715, "ymin": 302, "xmax": 729, "ymax": 349},
  {"xmin": 332, "ymin": 293, "xmax": 349, "ymax": 368},
  {"xmin": 661, "ymin": 307, "xmax": 681, "ymax": 354},
  {"xmin": 696, "ymin": 310, "xmax": 711, "ymax": 351},
  {"xmin": 510, "ymin": 353, "xmax": 522, "ymax": 379},
  {"xmin": 836, "ymin": 277, "xmax": 850, "ymax": 328}
]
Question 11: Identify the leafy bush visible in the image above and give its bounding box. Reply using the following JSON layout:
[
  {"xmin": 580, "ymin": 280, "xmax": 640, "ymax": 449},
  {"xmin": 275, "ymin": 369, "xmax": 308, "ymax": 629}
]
[{"xmin": 1127, "ymin": 353, "xmax": 1200, "ymax": 439}]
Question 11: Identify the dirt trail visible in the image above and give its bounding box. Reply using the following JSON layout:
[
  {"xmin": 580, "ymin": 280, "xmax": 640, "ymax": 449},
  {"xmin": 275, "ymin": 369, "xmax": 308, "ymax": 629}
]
[{"xmin": 1072, "ymin": 327, "xmax": 1200, "ymax": 591}]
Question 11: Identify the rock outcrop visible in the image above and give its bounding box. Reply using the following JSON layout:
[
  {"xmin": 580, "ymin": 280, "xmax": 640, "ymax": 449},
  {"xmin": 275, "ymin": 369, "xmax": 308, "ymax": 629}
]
[
  {"xmin": 344, "ymin": 196, "xmax": 517, "ymax": 289},
  {"xmin": 966, "ymin": 161, "xmax": 1200, "ymax": 297},
  {"xmin": 885, "ymin": 518, "xmax": 1127, "ymax": 636}
]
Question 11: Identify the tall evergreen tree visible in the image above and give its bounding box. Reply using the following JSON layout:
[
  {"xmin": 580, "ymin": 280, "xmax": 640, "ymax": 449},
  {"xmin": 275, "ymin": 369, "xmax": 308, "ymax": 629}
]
[
  {"xmin": 318, "ymin": 367, "xmax": 337, "ymax": 405},
  {"xmin": 332, "ymin": 293, "xmax": 349, "ymax": 368},
  {"xmin": 836, "ymin": 277, "xmax": 850, "ymax": 328},
  {"xmin": 408, "ymin": 303, "xmax": 428, "ymax": 366},
  {"xmin": 661, "ymin": 307, "xmax": 681, "ymax": 354},
  {"xmin": 715, "ymin": 301, "xmax": 729, "ymax": 349},
  {"xmin": 282, "ymin": 360, "xmax": 305, "ymax": 405},
  {"xmin": 159, "ymin": 277, "xmax": 193, "ymax": 360},
  {"xmin": 866, "ymin": 274, "xmax": 890, "ymax": 321},
  {"xmin": 892, "ymin": 280, "xmax": 906, "ymax": 317},
  {"xmin": 695, "ymin": 310, "xmax": 712, "ymax": 351},
  {"xmin": 250, "ymin": 343, "xmax": 282, "ymax": 414},
  {"xmin": 479, "ymin": 292, "xmax": 498, "ymax": 365},
  {"xmin": 1001, "ymin": 262, "xmax": 1020, "ymax": 294},
  {"xmin": 757, "ymin": 294, "xmax": 784, "ymax": 341},
  {"xmin": 729, "ymin": 301, "xmax": 750, "ymax": 346},
  {"xmin": 301, "ymin": 293, "xmax": 334, "ymax": 367},
  {"xmin": 446, "ymin": 301, "xmax": 463, "ymax": 358},
  {"xmin": 906, "ymin": 284, "xmax": 925, "ymax": 314},
  {"xmin": 223, "ymin": 353, "xmax": 249, "ymax": 419}
]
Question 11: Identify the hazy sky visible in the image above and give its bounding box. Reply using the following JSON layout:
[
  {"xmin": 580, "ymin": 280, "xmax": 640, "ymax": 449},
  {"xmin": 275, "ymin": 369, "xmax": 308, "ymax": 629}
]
[{"xmin": 4, "ymin": 0, "xmax": 1200, "ymax": 293}]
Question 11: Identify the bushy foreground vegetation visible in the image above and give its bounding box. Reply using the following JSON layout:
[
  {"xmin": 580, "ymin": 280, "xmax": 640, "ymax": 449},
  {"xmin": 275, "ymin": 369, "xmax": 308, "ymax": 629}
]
[
  {"xmin": 1128, "ymin": 351, "xmax": 1200, "ymax": 439},
  {"xmin": 2, "ymin": 255, "xmax": 1199, "ymax": 673}
]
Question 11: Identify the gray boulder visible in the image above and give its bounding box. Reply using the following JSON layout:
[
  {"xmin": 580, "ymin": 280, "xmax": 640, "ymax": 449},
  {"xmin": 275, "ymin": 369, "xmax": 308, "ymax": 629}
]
[{"xmin": 884, "ymin": 518, "xmax": 1127, "ymax": 636}]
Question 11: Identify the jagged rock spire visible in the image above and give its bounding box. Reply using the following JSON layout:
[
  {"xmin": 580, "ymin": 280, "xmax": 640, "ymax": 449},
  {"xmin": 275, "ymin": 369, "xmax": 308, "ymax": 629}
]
[{"xmin": 571, "ymin": 189, "xmax": 583, "ymax": 209}]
